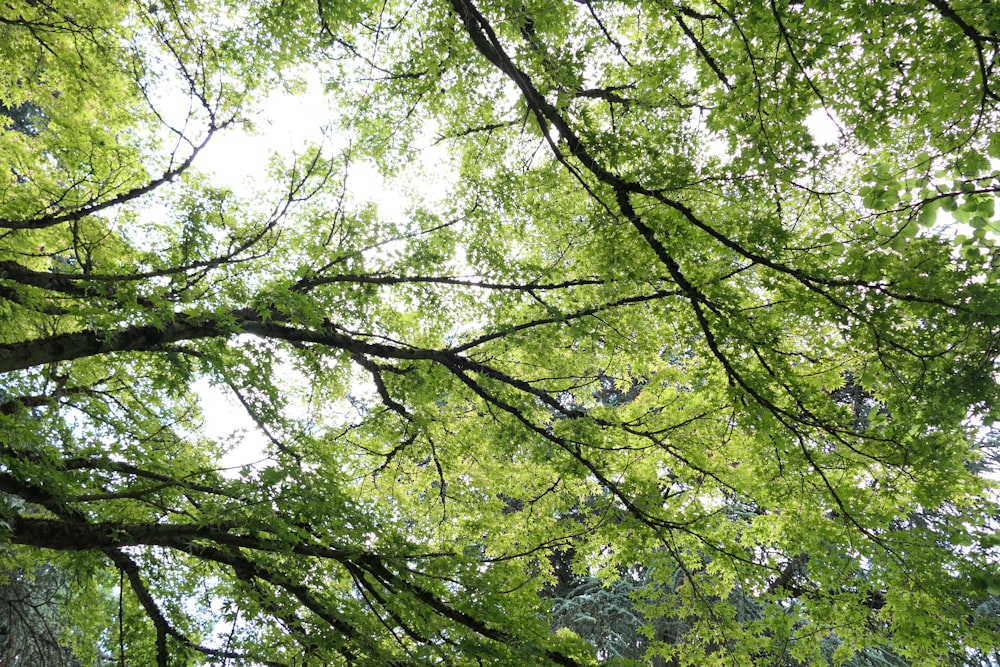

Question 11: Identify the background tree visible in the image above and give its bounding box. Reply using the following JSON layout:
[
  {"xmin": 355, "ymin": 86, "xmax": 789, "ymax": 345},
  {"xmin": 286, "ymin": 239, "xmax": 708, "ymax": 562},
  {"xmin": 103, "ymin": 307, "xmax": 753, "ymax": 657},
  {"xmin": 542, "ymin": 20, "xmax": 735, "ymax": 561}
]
[{"xmin": 1, "ymin": 0, "xmax": 999, "ymax": 665}]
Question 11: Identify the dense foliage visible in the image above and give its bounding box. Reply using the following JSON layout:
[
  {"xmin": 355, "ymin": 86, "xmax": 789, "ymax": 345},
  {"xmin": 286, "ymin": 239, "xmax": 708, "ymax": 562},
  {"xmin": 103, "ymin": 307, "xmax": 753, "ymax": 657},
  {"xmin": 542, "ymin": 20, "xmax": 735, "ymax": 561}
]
[{"xmin": 1, "ymin": 0, "xmax": 999, "ymax": 665}]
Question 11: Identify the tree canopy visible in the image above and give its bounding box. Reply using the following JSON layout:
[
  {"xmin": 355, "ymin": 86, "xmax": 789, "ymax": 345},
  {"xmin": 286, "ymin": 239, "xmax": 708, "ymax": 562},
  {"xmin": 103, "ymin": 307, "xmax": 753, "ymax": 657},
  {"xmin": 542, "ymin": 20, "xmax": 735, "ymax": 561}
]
[{"xmin": 1, "ymin": 0, "xmax": 999, "ymax": 665}]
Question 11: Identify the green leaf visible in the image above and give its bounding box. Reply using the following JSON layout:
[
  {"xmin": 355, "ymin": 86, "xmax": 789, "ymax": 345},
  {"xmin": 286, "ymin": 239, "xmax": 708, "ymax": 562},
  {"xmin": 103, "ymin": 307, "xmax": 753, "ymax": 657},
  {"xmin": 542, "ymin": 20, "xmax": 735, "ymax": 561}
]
[
  {"xmin": 1, "ymin": 3, "xmax": 998, "ymax": 665},
  {"xmin": 917, "ymin": 201, "xmax": 940, "ymax": 227},
  {"xmin": 987, "ymin": 132, "xmax": 1000, "ymax": 159}
]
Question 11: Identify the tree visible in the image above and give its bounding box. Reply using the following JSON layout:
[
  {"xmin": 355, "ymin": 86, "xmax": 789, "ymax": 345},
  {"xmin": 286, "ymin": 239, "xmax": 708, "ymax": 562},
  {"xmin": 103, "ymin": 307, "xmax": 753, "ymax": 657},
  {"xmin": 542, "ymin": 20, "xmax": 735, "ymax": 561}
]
[
  {"xmin": 0, "ymin": 556, "xmax": 115, "ymax": 667},
  {"xmin": 1, "ymin": 0, "xmax": 999, "ymax": 665}
]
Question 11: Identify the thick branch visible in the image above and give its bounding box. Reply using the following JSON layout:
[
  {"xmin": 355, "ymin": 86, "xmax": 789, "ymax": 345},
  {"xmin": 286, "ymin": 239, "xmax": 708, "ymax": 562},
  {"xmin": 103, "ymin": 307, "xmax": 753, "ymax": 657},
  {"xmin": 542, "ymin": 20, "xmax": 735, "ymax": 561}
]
[
  {"xmin": 0, "ymin": 313, "xmax": 228, "ymax": 373},
  {"xmin": 9, "ymin": 517, "xmax": 357, "ymax": 562}
]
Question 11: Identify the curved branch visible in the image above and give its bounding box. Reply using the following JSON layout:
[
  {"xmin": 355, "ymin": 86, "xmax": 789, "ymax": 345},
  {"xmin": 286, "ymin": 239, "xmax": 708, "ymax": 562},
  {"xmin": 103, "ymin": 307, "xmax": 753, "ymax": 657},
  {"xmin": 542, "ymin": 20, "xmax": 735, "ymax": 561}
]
[{"xmin": 0, "ymin": 127, "xmax": 225, "ymax": 230}]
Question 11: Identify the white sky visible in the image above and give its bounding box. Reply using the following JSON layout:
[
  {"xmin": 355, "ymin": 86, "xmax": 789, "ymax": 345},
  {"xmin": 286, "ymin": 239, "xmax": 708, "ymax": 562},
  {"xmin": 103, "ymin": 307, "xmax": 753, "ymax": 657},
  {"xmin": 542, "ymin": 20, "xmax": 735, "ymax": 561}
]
[{"xmin": 804, "ymin": 107, "xmax": 841, "ymax": 146}]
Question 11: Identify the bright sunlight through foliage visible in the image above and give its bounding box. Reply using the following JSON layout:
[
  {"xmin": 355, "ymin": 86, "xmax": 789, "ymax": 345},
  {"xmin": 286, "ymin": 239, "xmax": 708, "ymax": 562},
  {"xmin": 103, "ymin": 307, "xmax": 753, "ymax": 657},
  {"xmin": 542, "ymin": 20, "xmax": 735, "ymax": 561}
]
[{"xmin": 1, "ymin": 1, "xmax": 999, "ymax": 665}]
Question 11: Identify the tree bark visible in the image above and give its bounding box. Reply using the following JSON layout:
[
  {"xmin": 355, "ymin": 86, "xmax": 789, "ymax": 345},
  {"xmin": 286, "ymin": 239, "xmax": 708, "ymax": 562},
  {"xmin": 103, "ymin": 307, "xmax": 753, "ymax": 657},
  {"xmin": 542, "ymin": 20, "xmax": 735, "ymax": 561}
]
[{"xmin": 0, "ymin": 314, "xmax": 227, "ymax": 373}]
